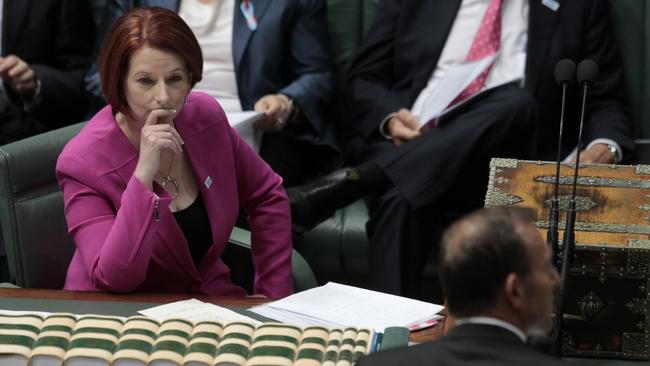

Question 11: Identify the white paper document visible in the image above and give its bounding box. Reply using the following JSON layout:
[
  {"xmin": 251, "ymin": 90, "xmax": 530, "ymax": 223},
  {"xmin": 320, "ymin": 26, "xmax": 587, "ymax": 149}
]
[
  {"xmin": 139, "ymin": 298, "xmax": 260, "ymax": 325},
  {"xmin": 249, "ymin": 282, "xmax": 444, "ymax": 332},
  {"xmin": 226, "ymin": 111, "xmax": 264, "ymax": 153},
  {"xmin": 417, "ymin": 54, "xmax": 498, "ymax": 126}
]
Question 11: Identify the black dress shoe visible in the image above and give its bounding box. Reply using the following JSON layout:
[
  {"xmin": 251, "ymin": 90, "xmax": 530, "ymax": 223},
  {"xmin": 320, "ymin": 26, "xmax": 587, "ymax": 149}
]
[{"xmin": 287, "ymin": 168, "xmax": 365, "ymax": 233}]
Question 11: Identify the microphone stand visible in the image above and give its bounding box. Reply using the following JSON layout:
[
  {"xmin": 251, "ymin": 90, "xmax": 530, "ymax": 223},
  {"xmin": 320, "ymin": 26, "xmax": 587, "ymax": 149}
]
[
  {"xmin": 547, "ymin": 82, "xmax": 568, "ymax": 268},
  {"xmin": 548, "ymin": 59, "xmax": 575, "ymax": 269},
  {"xmin": 552, "ymin": 79, "xmax": 590, "ymax": 357}
]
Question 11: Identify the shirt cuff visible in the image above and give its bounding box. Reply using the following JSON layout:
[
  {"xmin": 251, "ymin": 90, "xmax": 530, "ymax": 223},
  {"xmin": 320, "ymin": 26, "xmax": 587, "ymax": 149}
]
[
  {"xmin": 21, "ymin": 79, "xmax": 42, "ymax": 112},
  {"xmin": 379, "ymin": 112, "xmax": 398, "ymax": 139},
  {"xmin": 562, "ymin": 138, "xmax": 622, "ymax": 163}
]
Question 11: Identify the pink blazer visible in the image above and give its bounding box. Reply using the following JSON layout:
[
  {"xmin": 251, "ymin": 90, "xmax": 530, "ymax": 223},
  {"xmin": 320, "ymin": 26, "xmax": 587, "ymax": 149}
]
[{"xmin": 56, "ymin": 92, "xmax": 293, "ymax": 298}]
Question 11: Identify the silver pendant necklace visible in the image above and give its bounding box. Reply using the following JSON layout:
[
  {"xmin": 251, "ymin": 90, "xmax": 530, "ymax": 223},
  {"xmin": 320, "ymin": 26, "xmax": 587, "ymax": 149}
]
[
  {"xmin": 161, "ymin": 175, "xmax": 180, "ymax": 197},
  {"xmin": 160, "ymin": 153, "xmax": 180, "ymax": 198}
]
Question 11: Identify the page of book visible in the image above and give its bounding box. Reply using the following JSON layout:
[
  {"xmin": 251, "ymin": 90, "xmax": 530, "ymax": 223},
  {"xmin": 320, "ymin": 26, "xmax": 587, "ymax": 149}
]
[{"xmin": 139, "ymin": 299, "xmax": 260, "ymax": 326}]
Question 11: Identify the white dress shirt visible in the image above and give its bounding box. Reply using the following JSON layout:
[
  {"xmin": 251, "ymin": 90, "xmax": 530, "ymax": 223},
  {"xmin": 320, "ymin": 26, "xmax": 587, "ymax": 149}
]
[
  {"xmin": 179, "ymin": 0, "xmax": 242, "ymax": 112},
  {"xmin": 410, "ymin": 0, "xmax": 528, "ymax": 119},
  {"xmin": 381, "ymin": 0, "xmax": 622, "ymax": 161},
  {"xmin": 455, "ymin": 316, "xmax": 528, "ymax": 343}
]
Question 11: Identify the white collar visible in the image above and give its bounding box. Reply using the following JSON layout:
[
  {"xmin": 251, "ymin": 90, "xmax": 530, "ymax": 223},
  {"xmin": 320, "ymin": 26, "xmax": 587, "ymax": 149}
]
[{"xmin": 454, "ymin": 316, "xmax": 527, "ymax": 343}]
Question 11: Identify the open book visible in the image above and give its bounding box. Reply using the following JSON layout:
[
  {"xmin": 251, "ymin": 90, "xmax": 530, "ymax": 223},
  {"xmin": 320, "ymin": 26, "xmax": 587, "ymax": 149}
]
[{"xmin": 0, "ymin": 310, "xmax": 389, "ymax": 366}]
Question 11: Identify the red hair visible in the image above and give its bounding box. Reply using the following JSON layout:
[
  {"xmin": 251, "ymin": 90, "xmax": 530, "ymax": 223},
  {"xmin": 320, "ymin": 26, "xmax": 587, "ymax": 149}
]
[{"xmin": 98, "ymin": 7, "xmax": 203, "ymax": 117}]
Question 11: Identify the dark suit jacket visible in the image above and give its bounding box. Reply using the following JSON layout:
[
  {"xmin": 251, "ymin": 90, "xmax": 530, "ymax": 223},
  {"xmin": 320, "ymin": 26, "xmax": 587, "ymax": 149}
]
[
  {"xmin": 87, "ymin": 0, "xmax": 337, "ymax": 152},
  {"xmin": 1, "ymin": 0, "xmax": 94, "ymax": 141},
  {"xmin": 344, "ymin": 0, "xmax": 633, "ymax": 162},
  {"xmin": 357, "ymin": 323, "xmax": 565, "ymax": 366}
]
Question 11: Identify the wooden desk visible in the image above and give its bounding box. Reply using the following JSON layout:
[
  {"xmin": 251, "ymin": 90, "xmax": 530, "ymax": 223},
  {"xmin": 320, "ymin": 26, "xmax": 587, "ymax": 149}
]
[
  {"xmin": 2, "ymin": 290, "xmax": 644, "ymax": 365},
  {"xmin": 0, "ymin": 288, "xmax": 445, "ymax": 343},
  {"xmin": 0, "ymin": 287, "xmax": 268, "ymax": 307}
]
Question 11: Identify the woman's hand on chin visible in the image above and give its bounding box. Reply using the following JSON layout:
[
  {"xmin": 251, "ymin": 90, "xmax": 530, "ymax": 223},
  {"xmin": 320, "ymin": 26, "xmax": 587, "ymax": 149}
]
[{"xmin": 133, "ymin": 108, "xmax": 184, "ymax": 189}]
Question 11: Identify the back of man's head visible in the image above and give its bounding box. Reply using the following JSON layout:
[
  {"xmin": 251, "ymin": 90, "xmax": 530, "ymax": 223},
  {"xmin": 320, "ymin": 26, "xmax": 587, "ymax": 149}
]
[{"xmin": 440, "ymin": 207, "xmax": 535, "ymax": 318}]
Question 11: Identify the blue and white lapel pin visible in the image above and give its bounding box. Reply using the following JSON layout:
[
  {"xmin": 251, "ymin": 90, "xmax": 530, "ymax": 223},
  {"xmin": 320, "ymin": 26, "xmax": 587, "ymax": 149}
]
[
  {"xmin": 542, "ymin": 0, "xmax": 560, "ymax": 12},
  {"xmin": 241, "ymin": 0, "xmax": 258, "ymax": 31}
]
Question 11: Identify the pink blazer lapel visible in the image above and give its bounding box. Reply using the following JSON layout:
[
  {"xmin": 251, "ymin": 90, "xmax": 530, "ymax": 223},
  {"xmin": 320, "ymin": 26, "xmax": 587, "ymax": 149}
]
[
  {"xmin": 106, "ymin": 113, "xmax": 203, "ymax": 284},
  {"xmin": 175, "ymin": 95, "xmax": 239, "ymax": 274}
]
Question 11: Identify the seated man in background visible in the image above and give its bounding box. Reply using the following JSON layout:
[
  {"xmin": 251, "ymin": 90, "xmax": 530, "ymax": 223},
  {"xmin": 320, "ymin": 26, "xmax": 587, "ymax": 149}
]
[
  {"xmin": 0, "ymin": 0, "xmax": 95, "ymax": 282},
  {"xmin": 87, "ymin": 0, "xmax": 338, "ymax": 187},
  {"xmin": 0, "ymin": 0, "xmax": 95, "ymax": 144},
  {"xmin": 357, "ymin": 207, "xmax": 563, "ymax": 365},
  {"xmin": 289, "ymin": 0, "xmax": 634, "ymax": 298}
]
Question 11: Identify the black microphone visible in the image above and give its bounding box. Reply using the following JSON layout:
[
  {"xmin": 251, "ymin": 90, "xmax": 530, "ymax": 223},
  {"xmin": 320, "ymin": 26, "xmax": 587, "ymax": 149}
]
[
  {"xmin": 547, "ymin": 59, "xmax": 576, "ymax": 269},
  {"xmin": 552, "ymin": 59, "xmax": 599, "ymax": 357}
]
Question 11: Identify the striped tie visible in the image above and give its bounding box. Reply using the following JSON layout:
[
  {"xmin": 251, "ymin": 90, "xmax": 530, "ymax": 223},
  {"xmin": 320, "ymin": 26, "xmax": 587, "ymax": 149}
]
[{"xmin": 450, "ymin": 0, "xmax": 503, "ymax": 106}]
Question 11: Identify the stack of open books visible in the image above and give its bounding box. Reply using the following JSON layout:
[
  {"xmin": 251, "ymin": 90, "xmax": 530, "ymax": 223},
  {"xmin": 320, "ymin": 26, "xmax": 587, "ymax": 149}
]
[{"xmin": 0, "ymin": 311, "xmax": 377, "ymax": 366}]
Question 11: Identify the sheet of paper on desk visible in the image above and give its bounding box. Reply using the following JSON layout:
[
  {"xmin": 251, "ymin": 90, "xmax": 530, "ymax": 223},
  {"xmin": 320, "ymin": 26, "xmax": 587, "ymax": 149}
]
[
  {"xmin": 250, "ymin": 282, "xmax": 444, "ymax": 332},
  {"xmin": 138, "ymin": 298, "xmax": 260, "ymax": 325},
  {"xmin": 226, "ymin": 111, "xmax": 264, "ymax": 153}
]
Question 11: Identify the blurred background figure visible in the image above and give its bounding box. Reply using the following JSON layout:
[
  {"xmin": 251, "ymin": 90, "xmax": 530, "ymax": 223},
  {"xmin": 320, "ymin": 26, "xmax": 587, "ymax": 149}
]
[
  {"xmin": 86, "ymin": 0, "xmax": 339, "ymax": 187},
  {"xmin": 0, "ymin": 0, "xmax": 95, "ymax": 283},
  {"xmin": 0, "ymin": 0, "xmax": 95, "ymax": 144}
]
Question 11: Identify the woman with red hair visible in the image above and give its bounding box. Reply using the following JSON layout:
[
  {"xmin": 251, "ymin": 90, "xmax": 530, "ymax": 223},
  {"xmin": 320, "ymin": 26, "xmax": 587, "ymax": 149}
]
[
  {"xmin": 56, "ymin": 7, "xmax": 293, "ymax": 298},
  {"xmin": 86, "ymin": 0, "xmax": 337, "ymax": 188}
]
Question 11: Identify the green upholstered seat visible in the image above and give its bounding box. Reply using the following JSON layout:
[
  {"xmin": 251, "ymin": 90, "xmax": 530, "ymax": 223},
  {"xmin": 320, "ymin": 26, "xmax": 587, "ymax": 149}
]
[
  {"xmin": 609, "ymin": 0, "xmax": 650, "ymax": 162},
  {"xmin": 0, "ymin": 123, "xmax": 84, "ymax": 289},
  {"xmin": 293, "ymin": 200, "xmax": 370, "ymax": 288},
  {"xmin": 326, "ymin": 0, "xmax": 377, "ymax": 81},
  {"xmin": 291, "ymin": 0, "xmax": 380, "ymax": 288},
  {"xmin": 609, "ymin": 0, "xmax": 650, "ymax": 139}
]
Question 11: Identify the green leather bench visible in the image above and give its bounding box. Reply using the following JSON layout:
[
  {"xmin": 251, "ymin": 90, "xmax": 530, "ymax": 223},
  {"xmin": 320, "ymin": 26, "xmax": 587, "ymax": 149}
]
[
  {"xmin": 609, "ymin": 0, "xmax": 650, "ymax": 162},
  {"xmin": 292, "ymin": 0, "xmax": 378, "ymax": 289}
]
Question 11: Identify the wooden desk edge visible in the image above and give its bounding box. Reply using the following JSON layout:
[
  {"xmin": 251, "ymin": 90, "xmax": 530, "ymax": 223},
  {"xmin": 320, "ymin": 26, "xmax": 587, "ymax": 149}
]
[{"xmin": 0, "ymin": 287, "xmax": 269, "ymax": 307}]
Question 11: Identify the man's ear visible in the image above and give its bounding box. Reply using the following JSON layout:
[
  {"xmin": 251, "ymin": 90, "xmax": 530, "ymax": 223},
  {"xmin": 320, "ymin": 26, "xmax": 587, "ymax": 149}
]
[{"xmin": 504, "ymin": 272, "xmax": 527, "ymax": 310}]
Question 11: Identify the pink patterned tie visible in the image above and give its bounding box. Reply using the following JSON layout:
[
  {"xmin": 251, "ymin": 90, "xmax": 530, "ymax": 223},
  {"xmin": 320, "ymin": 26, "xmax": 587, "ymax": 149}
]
[{"xmin": 450, "ymin": 0, "xmax": 503, "ymax": 105}]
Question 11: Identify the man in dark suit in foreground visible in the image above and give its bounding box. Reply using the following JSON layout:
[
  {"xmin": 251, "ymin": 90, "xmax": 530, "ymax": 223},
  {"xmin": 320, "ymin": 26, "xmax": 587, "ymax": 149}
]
[{"xmin": 357, "ymin": 207, "xmax": 563, "ymax": 366}]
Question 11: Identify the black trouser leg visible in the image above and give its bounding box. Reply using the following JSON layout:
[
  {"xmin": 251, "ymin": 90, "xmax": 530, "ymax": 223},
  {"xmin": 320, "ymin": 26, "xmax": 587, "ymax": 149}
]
[
  {"xmin": 377, "ymin": 84, "xmax": 538, "ymax": 209},
  {"xmin": 363, "ymin": 84, "xmax": 538, "ymax": 296},
  {"xmin": 259, "ymin": 132, "xmax": 337, "ymax": 188}
]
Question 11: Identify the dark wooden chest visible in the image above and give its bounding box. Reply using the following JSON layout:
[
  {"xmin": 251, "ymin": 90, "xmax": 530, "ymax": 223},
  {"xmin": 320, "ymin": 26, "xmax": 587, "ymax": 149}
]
[{"xmin": 484, "ymin": 158, "xmax": 650, "ymax": 360}]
